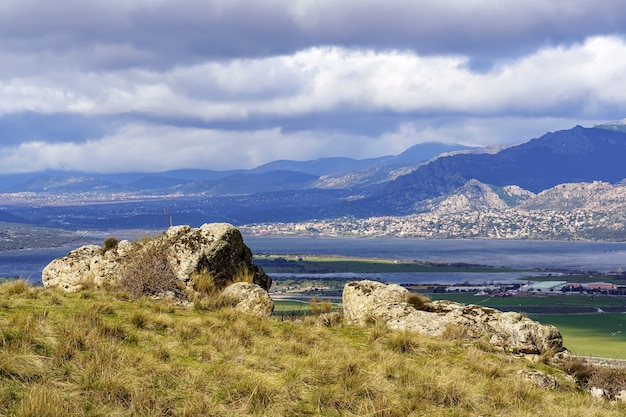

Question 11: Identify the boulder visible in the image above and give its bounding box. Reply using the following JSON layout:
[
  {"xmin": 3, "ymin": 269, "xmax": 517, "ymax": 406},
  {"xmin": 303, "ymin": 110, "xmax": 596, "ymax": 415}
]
[
  {"xmin": 517, "ymin": 370, "xmax": 559, "ymax": 389},
  {"xmin": 222, "ymin": 282, "xmax": 274, "ymax": 318},
  {"xmin": 42, "ymin": 223, "xmax": 271, "ymax": 296},
  {"xmin": 343, "ymin": 280, "xmax": 563, "ymax": 355}
]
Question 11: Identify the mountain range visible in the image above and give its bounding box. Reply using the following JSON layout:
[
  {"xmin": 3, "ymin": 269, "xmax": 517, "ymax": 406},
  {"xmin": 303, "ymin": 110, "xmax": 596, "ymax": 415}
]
[{"xmin": 0, "ymin": 123, "xmax": 625, "ymax": 233}]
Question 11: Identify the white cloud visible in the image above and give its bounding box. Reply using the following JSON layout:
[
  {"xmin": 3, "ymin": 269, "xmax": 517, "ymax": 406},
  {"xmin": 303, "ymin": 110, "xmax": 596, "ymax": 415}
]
[
  {"xmin": 0, "ymin": 124, "xmax": 375, "ymax": 172},
  {"xmin": 0, "ymin": 113, "xmax": 603, "ymax": 173},
  {"xmin": 2, "ymin": 36, "xmax": 626, "ymax": 121}
]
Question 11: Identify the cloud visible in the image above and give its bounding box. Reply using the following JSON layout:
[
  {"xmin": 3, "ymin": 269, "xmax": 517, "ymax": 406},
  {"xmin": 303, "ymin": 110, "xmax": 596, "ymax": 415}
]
[
  {"xmin": 0, "ymin": 124, "xmax": 371, "ymax": 173},
  {"xmin": 1, "ymin": 0, "xmax": 626, "ymax": 70},
  {"xmin": 1, "ymin": 1, "xmax": 626, "ymax": 173},
  {"xmin": 3, "ymin": 36, "xmax": 626, "ymax": 120},
  {"xmin": 0, "ymin": 114, "xmax": 595, "ymax": 174}
]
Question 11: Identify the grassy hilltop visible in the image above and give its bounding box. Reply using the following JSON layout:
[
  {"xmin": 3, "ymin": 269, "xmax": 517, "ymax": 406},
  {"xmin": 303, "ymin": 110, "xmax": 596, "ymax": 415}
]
[{"xmin": 0, "ymin": 280, "xmax": 625, "ymax": 416}]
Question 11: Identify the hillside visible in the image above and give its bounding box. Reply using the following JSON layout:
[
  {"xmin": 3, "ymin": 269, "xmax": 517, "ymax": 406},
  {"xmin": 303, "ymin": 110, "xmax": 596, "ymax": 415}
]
[
  {"xmin": 0, "ymin": 280, "xmax": 624, "ymax": 416},
  {"xmin": 360, "ymin": 126, "xmax": 626, "ymax": 215}
]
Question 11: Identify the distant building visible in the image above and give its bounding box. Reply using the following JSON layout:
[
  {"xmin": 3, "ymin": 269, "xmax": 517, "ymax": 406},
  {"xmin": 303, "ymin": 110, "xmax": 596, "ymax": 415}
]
[{"xmin": 585, "ymin": 282, "xmax": 617, "ymax": 291}]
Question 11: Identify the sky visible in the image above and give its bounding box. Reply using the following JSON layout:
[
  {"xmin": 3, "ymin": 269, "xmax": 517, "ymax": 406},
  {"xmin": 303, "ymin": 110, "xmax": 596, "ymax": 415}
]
[{"xmin": 1, "ymin": 0, "xmax": 626, "ymax": 173}]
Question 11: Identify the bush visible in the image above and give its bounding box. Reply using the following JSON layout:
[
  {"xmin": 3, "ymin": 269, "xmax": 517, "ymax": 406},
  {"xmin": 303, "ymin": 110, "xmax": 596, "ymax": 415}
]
[
  {"xmin": 406, "ymin": 292, "xmax": 430, "ymax": 311},
  {"xmin": 563, "ymin": 357, "xmax": 626, "ymax": 398},
  {"xmin": 101, "ymin": 237, "xmax": 119, "ymax": 254},
  {"xmin": 117, "ymin": 237, "xmax": 179, "ymax": 299}
]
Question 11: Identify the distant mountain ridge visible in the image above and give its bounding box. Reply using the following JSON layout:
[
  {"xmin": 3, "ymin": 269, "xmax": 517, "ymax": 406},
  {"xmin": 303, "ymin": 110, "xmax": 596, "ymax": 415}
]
[
  {"xmin": 355, "ymin": 126, "xmax": 626, "ymax": 216},
  {"xmin": 0, "ymin": 142, "xmax": 474, "ymax": 194},
  {"xmin": 0, "ymin": 125, "xmax": 626, "ymax": 236}
]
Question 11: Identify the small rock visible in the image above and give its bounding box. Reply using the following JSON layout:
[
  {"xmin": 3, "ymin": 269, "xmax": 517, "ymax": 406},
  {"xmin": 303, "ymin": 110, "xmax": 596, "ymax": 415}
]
[
  {"xmin": 222, "ymin": 282, "xmax": 274, "ymax": 318},
  {"xmin": 590, "ymin": 387, "xmax": 606, "ymax": 400}
]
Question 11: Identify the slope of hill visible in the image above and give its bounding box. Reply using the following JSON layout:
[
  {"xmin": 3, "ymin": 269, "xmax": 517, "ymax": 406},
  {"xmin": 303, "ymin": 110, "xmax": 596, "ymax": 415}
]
[
  {"xmin": 3, "ymin": 174, "xmax": 124, "ymax": 193},
  {"xmin": 0, "ymin": 281, "xmax": 624, "ymax": 416},
  {"xmin": 520, "ymin": 181, "xmax": 626, "ymax": 211}
]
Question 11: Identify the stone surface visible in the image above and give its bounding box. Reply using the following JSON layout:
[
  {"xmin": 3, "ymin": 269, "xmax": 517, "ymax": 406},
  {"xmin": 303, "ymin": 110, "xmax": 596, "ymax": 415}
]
[
  {"xmin": 222, "ymin": 282, "xmax": 274, "ymax": 318},
  {"xmin": 42, "ymin": 223, "xmax": 271, "ymax": 295},
  {"xmin": 343, "ymin": 280, "xmax": 563, "ymax": 355},
  {"xmin": 590, "ymin": 387, "xmax": 606, "ymax": 400},
  {"xmin": 517, "ymin": 370, "xmax": 559, "ymax": 389}
]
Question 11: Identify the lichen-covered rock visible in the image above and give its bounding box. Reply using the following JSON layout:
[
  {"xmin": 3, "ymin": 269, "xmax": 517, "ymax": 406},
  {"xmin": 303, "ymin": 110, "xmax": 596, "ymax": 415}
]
[
  {"xmin": 343, "ymin": 280, "xmax": 563, "ymax": 355},
  {"xmin": 222, "ymin": 282, "xmax": 274, "ymax": 318},
  {"xmin": 42, "ymin": 223, "xmax": 271, "ymax": 296},
  {"xmin": 517, "ymin": 370, "xmax": 559, "ymax": 389},
  {"xmin": 41, "ymin": 245, "xmax": 102, "ymax": 292}
]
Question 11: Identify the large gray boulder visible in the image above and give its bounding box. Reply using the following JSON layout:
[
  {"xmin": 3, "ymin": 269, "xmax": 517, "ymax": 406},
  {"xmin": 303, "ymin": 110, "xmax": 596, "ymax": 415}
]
[
  {"xmin": 343, "ymin": 280, "xmax": 563, "ymax": 355},
  {"xmin": 42, "ymin": 223, "xmax": 271, "ymax": 295}
]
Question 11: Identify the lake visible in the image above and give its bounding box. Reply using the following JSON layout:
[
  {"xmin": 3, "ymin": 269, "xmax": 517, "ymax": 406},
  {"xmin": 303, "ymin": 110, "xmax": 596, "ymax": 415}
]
[
  {"xmin": 247, "ymin": 237, "xmax": 626, "ymax": 272},
  {"xmin": 2, "ymin": 238, "xmax": 626, "ymax": 285}
]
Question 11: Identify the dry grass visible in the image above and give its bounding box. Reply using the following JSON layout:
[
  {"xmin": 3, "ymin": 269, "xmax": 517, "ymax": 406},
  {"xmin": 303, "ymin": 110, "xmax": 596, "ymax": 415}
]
[
  {"xmin": 406, "ymin": 291, "xmax": 431, "ymax": 311},
  {"xmin": 117, "ymin": 235, "xmax": 180, "ymax": 299},
  {"xmin": 0, "ymin": 281, "xmax": 624, "ymax": 416}
]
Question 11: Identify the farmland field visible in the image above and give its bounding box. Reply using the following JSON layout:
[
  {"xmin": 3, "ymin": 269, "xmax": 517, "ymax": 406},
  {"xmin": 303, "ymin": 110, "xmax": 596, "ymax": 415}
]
[{"xmin": 532, "ymin": 314, "xmax": 626, "ymax": 359}]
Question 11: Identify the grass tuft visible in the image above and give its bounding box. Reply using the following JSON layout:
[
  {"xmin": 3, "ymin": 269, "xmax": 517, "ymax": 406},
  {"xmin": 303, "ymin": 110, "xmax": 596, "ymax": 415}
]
[{"xmin": 406, "ymin": 292, "xmax": 431, "ymax": 310}]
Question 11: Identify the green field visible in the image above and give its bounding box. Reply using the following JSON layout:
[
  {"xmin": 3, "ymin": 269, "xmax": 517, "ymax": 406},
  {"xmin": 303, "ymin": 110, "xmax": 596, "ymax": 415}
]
[
  {"xmin": 532, "ymin": 314, "xmax": 626, "ymax": 359},
  {"xmin": 428, "ymin": 293, "xmax": 626, "ymax": 309}
]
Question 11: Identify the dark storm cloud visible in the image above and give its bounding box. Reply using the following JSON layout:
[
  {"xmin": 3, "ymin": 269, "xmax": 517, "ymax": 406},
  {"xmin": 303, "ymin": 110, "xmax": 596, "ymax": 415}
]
[{"xmin": 2, "ymin": 0, "xmax": 626, "ymax": 70}]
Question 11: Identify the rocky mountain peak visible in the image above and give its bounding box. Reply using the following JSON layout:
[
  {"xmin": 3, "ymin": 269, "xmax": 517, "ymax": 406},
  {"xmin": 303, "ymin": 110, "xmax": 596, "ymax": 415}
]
[{"xmin": 431, "ymin": 179, "xmax": 509, "ymax": 215}]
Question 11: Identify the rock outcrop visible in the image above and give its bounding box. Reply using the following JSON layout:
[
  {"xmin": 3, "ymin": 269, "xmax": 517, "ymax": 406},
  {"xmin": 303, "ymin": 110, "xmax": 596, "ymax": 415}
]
[
  {"xmin": 343, "ymin": 280, "xmax": 563, "ymax": 355},
  {"xmin": 222, "ymin": 282, "xmax": 274, "ymax": 318},
  {"xmin": 42, "ymin": 223, "xmax": 271, "ymax": 295}
]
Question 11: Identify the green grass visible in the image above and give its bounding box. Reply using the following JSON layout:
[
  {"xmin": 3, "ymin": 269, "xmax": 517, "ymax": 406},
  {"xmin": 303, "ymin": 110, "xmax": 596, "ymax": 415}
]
[
  {"xmin": 532, "ymin": 314, "xmax": 626, "ymax": 359},
  {"xmin": 0, "ymin": 280, "xmax": 625, "ymax": 416}
]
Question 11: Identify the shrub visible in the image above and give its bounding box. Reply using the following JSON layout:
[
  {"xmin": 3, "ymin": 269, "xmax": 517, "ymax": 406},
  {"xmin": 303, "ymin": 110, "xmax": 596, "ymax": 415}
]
[
  {"xmin": 309, "ymin": 296, "xmax": 321, "ymax": 316},
  {"xmin": 117, "ymin": 236, "xmax": 179, "ymax": 299},
  {"xmin": 587, "ymin": 366, "xmax": 626, "ymax": 398},
  {"xmin": 406, "ymin": 292, "xmax": 430, "ymax": 311},
  {"xmin": 101, "ymin": 237, "xmax": 119, "ymax": 254},
  {"xmin": 563, "ymin": 357, "xmax": 626, "ymax": 398}
]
